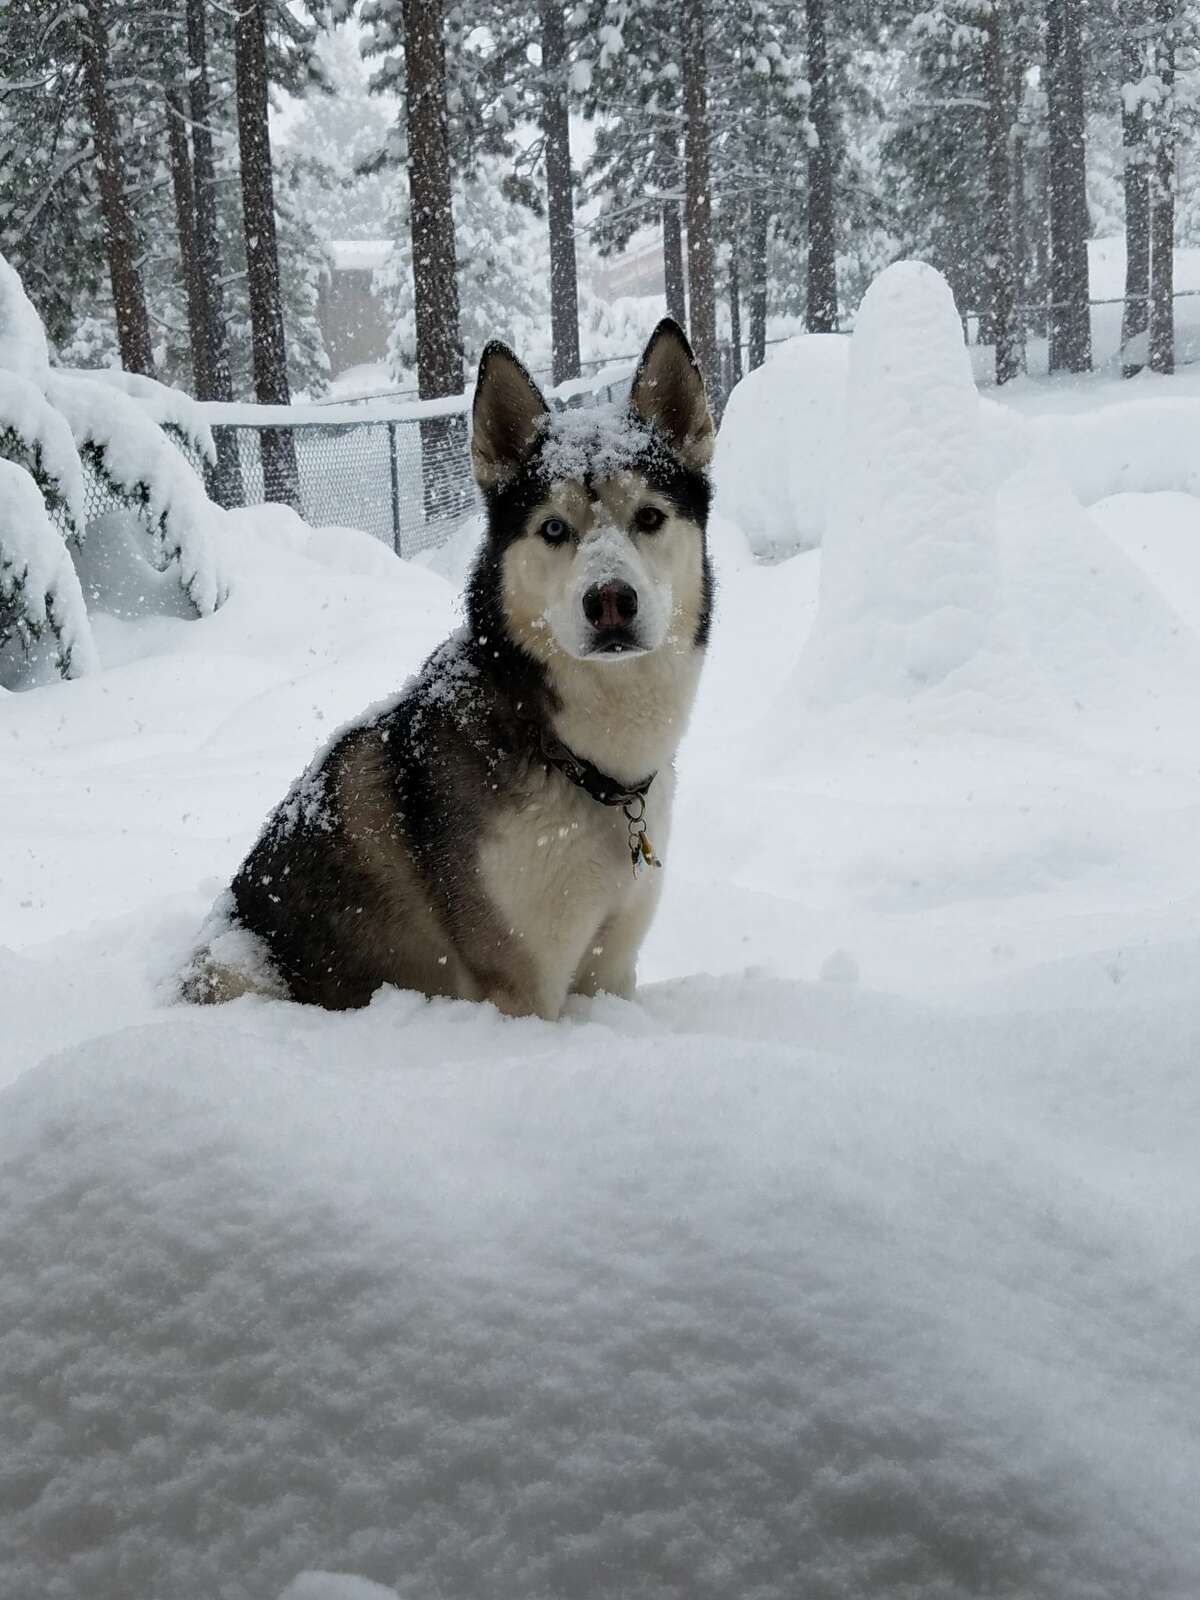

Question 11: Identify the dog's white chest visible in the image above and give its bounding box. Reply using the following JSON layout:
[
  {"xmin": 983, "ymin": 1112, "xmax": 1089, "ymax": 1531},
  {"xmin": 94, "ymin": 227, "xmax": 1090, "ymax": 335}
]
[{"xmin": 477, "ymin": 768, "xmax": 671, "ymax": 1009}]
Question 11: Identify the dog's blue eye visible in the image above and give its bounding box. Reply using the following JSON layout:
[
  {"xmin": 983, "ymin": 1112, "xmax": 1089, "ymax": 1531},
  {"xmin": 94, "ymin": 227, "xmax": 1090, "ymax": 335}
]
[
  {"xmin": 540, "ymin": 517, "xmax": 570, "ymax": 545},
  {"xmin": 634, "ymin": 505, "xmax": 666, "ymax": 533}
]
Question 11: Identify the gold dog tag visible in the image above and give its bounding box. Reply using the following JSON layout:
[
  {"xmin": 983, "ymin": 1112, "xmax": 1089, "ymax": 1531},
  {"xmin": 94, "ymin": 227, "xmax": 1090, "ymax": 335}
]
[{"xmin": 632, "ymin": 828, "xmax": 661, "ymax": 876}]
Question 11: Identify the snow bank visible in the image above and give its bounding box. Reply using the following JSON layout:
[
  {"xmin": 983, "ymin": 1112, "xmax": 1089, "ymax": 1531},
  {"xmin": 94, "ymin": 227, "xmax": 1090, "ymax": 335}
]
[
  {"xmin": 47, "ymin": 373, "xmax": 227, "ymax": 615},
  {"xmin": 0, "ymin": 458, "xmax": 97, "ymax": 681},
  {"xmin": 991, "ymin": 421, "xmax": 1200, "ymax": 750},
  {"xmin": 278, "ymin": 1573, "xmax": 402, "ymax": 1600},
  {"xmin": 4, "ymin": 977, "xmax": 1199, "ymax": 1600},
  {"xmin": 1025, "ymin": 397, "xmax": 1200, "ymax": 505},
  {"xmin": 712, "ymin": 333, "xmax": 848, "ymax": 558},
  {"xmin": 801, "ymin": 262, "xmax": 1000, "ymax": 703}
]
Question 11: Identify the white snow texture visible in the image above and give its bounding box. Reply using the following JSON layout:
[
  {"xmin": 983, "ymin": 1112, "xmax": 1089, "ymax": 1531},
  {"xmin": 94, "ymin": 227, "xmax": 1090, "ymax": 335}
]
[{"xmin": 4, "ymin": 260, "xmax": 1200, "ymax": 1600}]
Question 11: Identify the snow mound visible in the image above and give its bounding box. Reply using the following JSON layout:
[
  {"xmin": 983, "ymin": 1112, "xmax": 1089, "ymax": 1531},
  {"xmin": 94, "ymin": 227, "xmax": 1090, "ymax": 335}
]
[
  {"xmin": 713, "ymin": 333, "xmax": 848, "ymax": 558},
  {"xmin": 984, "ymin": 405, "xmax": 1200, "ymax": 747},
  {"xmin": 3, "ymin": 980, "xmax": 1199, "ymax": 1600},
  {"xmin": 0, "ymin": 253, "xmax": 50, "ymax": 378},
  {"xmin": 278, "ymin": 1573, "xmax": 402, "ymax": 1600},
  {"xmin": 801, "ymin": 261, "xmax": 1001, "ymax": 703},
  {"xmin": 0, "ymin": 457, "xmax": 98, "ymax": 682}
]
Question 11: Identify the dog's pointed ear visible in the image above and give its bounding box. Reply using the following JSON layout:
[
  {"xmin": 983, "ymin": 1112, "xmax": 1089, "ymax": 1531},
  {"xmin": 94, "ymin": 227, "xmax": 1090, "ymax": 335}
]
[
  {"xmin": 629, "ymin": 318, "xmax": 715, "ymax": 469},
  {"xmin": 471, "ymin": 341, "xmax": 550, "ymax": 487}
]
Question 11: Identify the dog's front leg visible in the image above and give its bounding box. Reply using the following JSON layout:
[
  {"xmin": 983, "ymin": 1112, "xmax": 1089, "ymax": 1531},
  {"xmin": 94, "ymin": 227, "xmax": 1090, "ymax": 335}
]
[
  {"xmin": 482, "ymin": 979, "xmax": 564, "ymax": 1022},
  {"xmin": 571, "ymin": 880, "xmax": 661, "ymax": 1002}
]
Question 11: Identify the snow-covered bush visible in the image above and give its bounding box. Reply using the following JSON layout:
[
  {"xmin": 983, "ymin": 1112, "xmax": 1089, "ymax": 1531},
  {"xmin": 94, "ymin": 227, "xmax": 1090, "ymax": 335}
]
[{"xmin": 0, "ymin": 253, "xmax": 228, "ymax": 688}]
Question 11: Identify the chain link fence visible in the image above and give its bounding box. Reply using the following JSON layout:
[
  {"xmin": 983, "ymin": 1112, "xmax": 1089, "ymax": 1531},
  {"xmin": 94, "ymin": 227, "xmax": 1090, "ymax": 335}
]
[
  {"xmin": 200, "ymin": 367, "xmax": 636, "ymax": 554},
  {"xmin": 207, "ymin": 413, "xmax": 474, "ymax": 557}
]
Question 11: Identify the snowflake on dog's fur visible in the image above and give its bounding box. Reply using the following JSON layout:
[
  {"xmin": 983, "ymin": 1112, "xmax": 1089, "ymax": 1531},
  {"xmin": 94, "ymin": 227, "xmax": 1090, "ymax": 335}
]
[{"xmin": 537, "ymin": 402, "xmax": 656, "ymax": 484}]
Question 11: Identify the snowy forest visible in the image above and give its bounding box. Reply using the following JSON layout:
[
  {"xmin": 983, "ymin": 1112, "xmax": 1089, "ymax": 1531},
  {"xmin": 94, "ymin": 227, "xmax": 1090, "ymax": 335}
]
[
  {"xmin": 8, "ymin": 6, "xmax": 1200, "ymax": 1600},
  {"xmin": 2, "ymin": 0, "xmax": 1196, "ymax": 419}
]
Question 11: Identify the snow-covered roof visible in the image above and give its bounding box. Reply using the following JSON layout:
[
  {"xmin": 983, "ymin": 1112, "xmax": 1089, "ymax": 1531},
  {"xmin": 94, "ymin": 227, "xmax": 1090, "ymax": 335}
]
[{"xmin": 328, "ymin": 239, "xmax": 391, "ymax": 274}]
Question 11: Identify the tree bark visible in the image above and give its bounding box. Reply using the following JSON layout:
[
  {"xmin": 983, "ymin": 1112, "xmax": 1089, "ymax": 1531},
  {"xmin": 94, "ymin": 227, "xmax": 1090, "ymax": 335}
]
[
  {"xmin": 165, "ymin": 91, "xmax": 210, "ymax": 398},
  {"xmin": 79, "ymin": 0, "xmax": 155, "ymax": 375},
  {"xmin": 1120, "ymin": 7, "xmax": 1151, "ymax": 378},
  {"xmin": 681, "ymin": 0, "xmax": 718, "ymax": 403},
  {"xmin": 981, "ymin": 2, "xmax": 1021, "ymax": 384},
  {"xmin": 234, "ymin": 0, "xmax": 299, "ymax": 506},
  {"xmin": 1044, "ymin": 0, "xmax": 1091, "ymax": 372},
  {"xmin": 402, "ymin": 0, "xmax": 463, "ymax": 400},
  {"xmin": 540, "ymin": 0, "xmax": 581, "ymax": 386},
  {"xmin": 728, "ymin": 231, "xmax": 743, "ymax": 387},
  {"xmin": 188, "ymin": 0, "xmax": 242, "ymax": 503},
  {"xmin": 401, "ymin": 0, "xmax": 466, "ymax": 518},
  {"xmin": 663, "ymin": 199, "xmax": 687, "ymax": 327},
  {"xmin": 656, "ymin": 124, "xmax": 687, "ymax": 326},
  {"xmin": 805, "ymin": 0, "xmax": 838, "ymax": 333},
  {"xmin": 1149, "ymin": 0, "xmax": 1175, "ymax": 375},
  {"xmin": 748, "ymin": 198, "xmax": 768, "ymax": 371}
]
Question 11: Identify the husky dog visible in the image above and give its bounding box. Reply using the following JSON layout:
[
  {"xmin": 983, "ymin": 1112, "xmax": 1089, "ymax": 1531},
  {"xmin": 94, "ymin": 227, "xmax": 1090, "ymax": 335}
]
[{"xmin": 182, "ymin": 319, "xmax": 714, "ymax": 1019}]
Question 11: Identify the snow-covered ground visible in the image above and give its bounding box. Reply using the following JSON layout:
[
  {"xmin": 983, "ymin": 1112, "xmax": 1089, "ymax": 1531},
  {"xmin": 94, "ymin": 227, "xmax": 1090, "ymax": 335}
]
[{"xmin": 4, "ymin": 265, "xmax": 1200, "ymax": 1599}]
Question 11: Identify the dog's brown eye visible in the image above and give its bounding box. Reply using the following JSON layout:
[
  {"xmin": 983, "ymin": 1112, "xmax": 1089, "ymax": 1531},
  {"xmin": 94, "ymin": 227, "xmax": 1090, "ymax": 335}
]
[
  {"xmin": 540, "ymin": 516, "xmax": 571, "ymax": 546},
  {"xmin": 634, "ymin": 505, "xmax": 666, "ymax": 533}
]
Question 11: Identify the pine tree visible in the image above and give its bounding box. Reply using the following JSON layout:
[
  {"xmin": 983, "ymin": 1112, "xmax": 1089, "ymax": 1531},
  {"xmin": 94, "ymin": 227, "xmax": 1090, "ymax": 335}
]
[
  {"xmin": 806, "ymin": 0, "xmax": 838, "ymax": 332},
  {"xmin": 540, "ymin": 0, "xmax": 582, "ymax": 384},
  {"xmin": 235, "ymin": 0, "xmax": 300, "ymax": 506},
  {"xmin": 187, "ymin": 0, "xmax": 242, "ymax": 505},
  {"xmin": 681, "ymin": 0, "xmax": 718, "ymax": 396},
  {"xmin": 1149, "ymin": 0, "xmax": 1177, "ymax": 374},
  {"xmin": 981, "ymin": 1, "xmax": 1021, "ymax": 383},
  {"xmin": 1121, "ymin": 0, "xmax": 1153, "ymax": 375},
  {"xmin": 1046, "ymin": 0, "xmax": 1092, "ymax": 372}
]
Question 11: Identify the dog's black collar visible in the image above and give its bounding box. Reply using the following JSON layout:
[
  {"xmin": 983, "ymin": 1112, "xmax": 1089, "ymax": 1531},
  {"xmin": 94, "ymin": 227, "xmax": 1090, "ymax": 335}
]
[{"xmin": 539, "ymin": 728, "xmax": 655, "ymax": 807}]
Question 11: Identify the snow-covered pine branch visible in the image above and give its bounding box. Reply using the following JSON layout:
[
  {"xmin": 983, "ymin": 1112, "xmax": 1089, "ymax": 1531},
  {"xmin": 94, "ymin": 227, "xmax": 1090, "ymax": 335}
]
[
  {"xmin": 45, "ymin": 372, "xmax": 227, "ymax": 618},
  {"xmin": 0, "ymin": 457, "xmax": 97, "ymax": 681},
  {"xmin": 0, "ymin": 249, "xmax": 228, "ymax": 687}
]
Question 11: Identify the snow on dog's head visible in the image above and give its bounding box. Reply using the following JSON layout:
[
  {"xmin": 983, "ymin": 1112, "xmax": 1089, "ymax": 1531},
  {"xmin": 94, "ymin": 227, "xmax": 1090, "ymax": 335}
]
[{"xmin": 467, "ymin": 320, "xmax": 714, "ymax": 667}]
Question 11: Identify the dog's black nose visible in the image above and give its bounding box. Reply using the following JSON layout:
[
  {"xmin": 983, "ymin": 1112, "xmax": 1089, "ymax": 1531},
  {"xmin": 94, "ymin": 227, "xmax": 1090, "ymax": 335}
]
[{"xmin": 583, "ymin": 581, "xmax": 638, "ymax": 630}]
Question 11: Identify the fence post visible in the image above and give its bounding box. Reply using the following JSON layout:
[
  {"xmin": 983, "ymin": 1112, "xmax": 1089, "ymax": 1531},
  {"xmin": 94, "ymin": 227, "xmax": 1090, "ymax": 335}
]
[{"xmin": 387, "ymin": 421, "xmax": 402, "ymax": 556}]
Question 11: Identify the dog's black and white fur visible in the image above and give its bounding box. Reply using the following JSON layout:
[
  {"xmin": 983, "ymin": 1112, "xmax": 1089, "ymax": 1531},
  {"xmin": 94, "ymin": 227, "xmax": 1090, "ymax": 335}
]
[{"xmin": 182, "ymin": 318, "xmax": 714, "ymax": 1018}]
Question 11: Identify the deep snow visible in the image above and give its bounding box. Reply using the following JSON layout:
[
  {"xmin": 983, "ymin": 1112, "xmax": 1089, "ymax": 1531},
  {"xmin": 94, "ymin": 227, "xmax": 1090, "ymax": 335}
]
[{"xmin": 4, "ymin": 264, "xmax": 1200, "ymax": 1599}]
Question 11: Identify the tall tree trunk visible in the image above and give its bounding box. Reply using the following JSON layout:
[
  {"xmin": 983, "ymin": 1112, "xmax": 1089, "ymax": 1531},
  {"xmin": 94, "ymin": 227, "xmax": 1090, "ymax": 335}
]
[
  {"xmin": 663, "ymin": 199, "xmax": 687, "ymax": 326},
  {"xmin": 1120, "ymin": 8, "xmax": 1151, "ymax": 378},
  {"xmin": 656, "ymin": 125, "xmax": 687, "ymax": 326},
  {"xmin": 1149, "ymin": 0, "xmax": 1175, "ymax": 375},
  {"xmin": 1045, "ymin": 0, "xmax": 1091, "ymax": 372},
  {"xmin": 165, "ymin": 91, "xmax": 210, "ymax": 398},
  {"xmin": 681, "ymin": 0, "xmax": 718, "ymax": 404},
  {"xmin": 402, "ymin": 0, "xmax": 463, "ymax": 400},
  {"xmin": 79, "ymin": 0, "xmax": 155, "ymax": 375},
  {"xmin": 234, "ymin": 0, "xmax": 299, "ymax": 507},
  {"xmin": 728, "ymin": 231, "xmax": 743, "ymax": 387},
  {"xmin": 805, "ymin": 0, "xmax": 838, "ymax": 333},
  {"xmin": 1012, "ymin": 121, "xmax": 1029, "ymax": 342},
  {"xmin": 188, "ymin": 0, "xmax": 242, "ymax": 503},
  {"xmin": 981, "ymin": 3, "xmax": 1020, "ymax": 383},
  {"xmin": 401, "ymin": 0, "xmax": 466, "ymax": 519},
  {"xmin": 748, "ymin": 198, "xmax": 768, "ymax": 371},
  {"xmin": 540, "ymin": 0, "xmax": 581, "ymax": 386}
]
